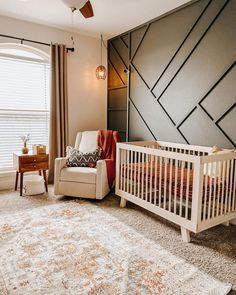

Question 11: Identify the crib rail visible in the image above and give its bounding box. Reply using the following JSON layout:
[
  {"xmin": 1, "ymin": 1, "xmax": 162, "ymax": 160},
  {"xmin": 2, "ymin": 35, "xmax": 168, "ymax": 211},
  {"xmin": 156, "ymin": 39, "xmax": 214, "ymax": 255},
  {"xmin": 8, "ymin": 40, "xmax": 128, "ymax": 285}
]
[
  {"xmin": 116, "ymin": 141, "xmax": 236, "ymax": 234},
  {"xmin": 128, "ymin": 140, "xmax": 211, "ymax": 156}
]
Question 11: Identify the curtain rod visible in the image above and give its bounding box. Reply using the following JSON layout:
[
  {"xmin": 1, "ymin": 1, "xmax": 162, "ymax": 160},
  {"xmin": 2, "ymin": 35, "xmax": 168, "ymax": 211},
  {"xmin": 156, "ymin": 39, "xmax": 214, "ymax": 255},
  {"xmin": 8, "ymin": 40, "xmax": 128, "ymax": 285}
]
[{"xmin": 0, "ymin": 34, "xmax": 75, "ymax": 52}]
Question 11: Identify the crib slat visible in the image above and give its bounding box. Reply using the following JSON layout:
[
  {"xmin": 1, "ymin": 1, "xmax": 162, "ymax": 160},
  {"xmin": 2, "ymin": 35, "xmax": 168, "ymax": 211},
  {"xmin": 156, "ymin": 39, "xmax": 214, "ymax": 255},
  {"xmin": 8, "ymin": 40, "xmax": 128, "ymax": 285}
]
[
  {"xmin": 145, "ymin": 154, "xmax": 149, "ymax": 201},
  {"xmin": 168, "ymin": 158, "xmax": 173, "ymax": 212},
  {"xmin": 232, "ymin": 159, "xmax": 236, "ymax": 211},
  {"xmin": 220, "ymin": 161, "xmax": 226, "ymax": 216},
  {"xmin": 185, "ymin": 161, "xmax": 190, "ymax": 219},
  {"xmin": 121, "ymin": 149, "xmax": 124, "ymax": 191},
  {"xmin": 125, "ymin": 149, "xmax": 128, "ymax": 192},
  {"xmin": 130, "ymin": 150, "xmax": 133, "ymax": 195},
  {"xmin": 211, "ymin": 162, "xmax": 217, "ymax": 218},
  {"xmin": 179, "ymin": 160, "xmax": 184, "ymax": 217},
  {"xmin": 174, "ymin": 159, "xmax": 178, "ymax": 214},
  {"xmin": 154, "ymin": 155, "xmax": 158, "ymax": 206},
  {"xmin": 127, "ymin": 150, "xmax": 130, "ymax": 194},
  {"xmin": 141, "ymin": 152, "xmax": 145, "ymax": 200},
  {"xmin": 216, "ymin": 161, "xmax": 221, "ymax": 217},
  {"xmin": 123, "ymin": 149, "xmax": 125, "ymax": 191},
  {"xmin": 137, "ymin": 152, "xmax": 141, "ymax": 198},
  {"xmin": 150, "ymin": 155, "xmax": 153, "ymax": 203},
  {"xmin": 134, "ymin": 151, "xmax": 137, "ymax": 197},
  {"xmin": 207, "ymin": 163, "xmax": 213, "ymax": 220},
  {"xmin": 159, "ymin": 157, "xmax": 163, "ymax": 207},
  {"xmin": 224, "ymin": 160, "xmax": 230, "ymax": 214},
  {"xmin": 123, "ymin": 149, "xmax": 127, "ymax": 192},
  {"xmin": 119, "ymin": 149, "xmax": 122, "ymax": 190},
  {"xmin": 203, "ymin": 163, "xmax": 208, "ymax": 221},
  {"xmin": 228, "ymin": 159, "xmax": 234, "ymax": 212},
  {"xmin": 163, "ymin": 160, "xmax": 167, "ymax": 210}
]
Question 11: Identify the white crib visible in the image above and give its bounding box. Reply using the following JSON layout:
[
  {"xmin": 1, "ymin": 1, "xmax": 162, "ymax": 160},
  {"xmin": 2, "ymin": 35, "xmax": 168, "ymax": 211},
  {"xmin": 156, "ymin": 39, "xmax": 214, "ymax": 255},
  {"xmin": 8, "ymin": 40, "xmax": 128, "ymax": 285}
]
[{"xmin": 115, "ymin": 141, "xmax": 236, "ymax": 242}]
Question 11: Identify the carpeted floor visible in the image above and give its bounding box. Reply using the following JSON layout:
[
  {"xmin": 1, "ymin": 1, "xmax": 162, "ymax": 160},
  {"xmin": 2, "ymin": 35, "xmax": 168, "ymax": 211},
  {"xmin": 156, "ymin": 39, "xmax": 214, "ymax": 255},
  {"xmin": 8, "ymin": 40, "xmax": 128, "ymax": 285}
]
[{"xmin": 0, "ymin": 187, "xmax": 235, "ymax": 294}]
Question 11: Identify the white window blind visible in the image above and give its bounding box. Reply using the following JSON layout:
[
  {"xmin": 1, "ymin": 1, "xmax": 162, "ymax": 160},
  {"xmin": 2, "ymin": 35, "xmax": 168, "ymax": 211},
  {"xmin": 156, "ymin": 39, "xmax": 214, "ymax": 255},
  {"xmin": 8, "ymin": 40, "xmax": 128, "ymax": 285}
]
[{"xmin": 0, "ymin": 52, "xmax": 50, "ymax": 171}]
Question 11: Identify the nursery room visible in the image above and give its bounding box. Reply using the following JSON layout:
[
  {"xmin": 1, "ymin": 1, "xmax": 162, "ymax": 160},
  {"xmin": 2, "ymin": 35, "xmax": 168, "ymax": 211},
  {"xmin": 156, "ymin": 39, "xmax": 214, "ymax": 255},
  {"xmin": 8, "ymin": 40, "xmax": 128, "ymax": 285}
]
[{"xmin": 0, "ymin": 0, "xmax": 235, "ymax": 294}]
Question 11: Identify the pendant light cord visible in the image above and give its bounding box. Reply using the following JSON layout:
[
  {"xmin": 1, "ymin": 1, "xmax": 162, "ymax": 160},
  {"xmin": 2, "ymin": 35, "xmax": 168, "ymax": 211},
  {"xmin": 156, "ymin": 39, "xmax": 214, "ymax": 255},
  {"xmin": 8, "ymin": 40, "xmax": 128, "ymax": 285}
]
[
  {"xmin": 100, "ymin": 34, "xmax": 108, "ymax": 65},
  {"xmin": 101, "ymin": 35, "xmax": 107, "ymax": 49},
  {"xmin": 71, "ymin": 10, "xmax": 75, "ymax": 47},
  {"xmin": 101, "ymin": 34, "xmax": 103, "ymax": 65}
]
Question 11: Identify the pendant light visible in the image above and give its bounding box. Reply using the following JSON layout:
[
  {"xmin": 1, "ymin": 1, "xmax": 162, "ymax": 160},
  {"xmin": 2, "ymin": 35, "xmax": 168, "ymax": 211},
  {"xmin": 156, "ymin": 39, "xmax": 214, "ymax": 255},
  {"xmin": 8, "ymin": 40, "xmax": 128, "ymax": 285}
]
[
  {"xmin": 96, "ymin": 34, "xmax": 107, "ymax": 80},
  {"xmin": 62, "ymin": 0, "xmax": 87, "ymax": 10}
]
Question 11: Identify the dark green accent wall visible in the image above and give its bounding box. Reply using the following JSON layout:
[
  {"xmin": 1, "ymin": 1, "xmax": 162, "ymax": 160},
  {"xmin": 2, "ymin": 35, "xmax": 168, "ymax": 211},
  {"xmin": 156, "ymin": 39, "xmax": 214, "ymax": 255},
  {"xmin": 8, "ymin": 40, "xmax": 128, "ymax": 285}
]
[{"xmin": 107, "ymin": 0, "xmax": 236, "ymax": 148}]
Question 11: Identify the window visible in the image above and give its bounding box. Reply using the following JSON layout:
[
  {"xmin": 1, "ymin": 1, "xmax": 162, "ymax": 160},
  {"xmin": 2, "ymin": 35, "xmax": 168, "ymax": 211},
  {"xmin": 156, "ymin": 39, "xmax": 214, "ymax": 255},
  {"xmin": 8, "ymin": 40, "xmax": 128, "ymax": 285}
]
[{"xmin": 0, "ymin": 44, "xmax": 50, "ymax": 171}]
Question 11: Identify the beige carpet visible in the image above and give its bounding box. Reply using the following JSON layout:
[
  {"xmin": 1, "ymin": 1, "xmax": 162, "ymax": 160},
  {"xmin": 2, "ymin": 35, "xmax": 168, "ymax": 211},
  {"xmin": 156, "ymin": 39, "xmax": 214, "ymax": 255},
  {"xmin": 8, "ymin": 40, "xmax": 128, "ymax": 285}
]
[{"xmin": 0, "ymin": 187, "xmax": 235, "ymax": 294}]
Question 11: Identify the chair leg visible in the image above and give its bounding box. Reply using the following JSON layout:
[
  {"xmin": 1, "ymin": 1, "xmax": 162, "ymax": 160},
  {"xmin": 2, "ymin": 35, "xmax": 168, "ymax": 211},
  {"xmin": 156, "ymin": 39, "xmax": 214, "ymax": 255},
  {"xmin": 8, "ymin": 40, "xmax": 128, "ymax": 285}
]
[
  {"xmin": 181, "ymin": 227, "xmax": 191, "ymax": 243},
  {"xmin": 120, "ymin": 198, "xmax": 127, "ymax": 208}
]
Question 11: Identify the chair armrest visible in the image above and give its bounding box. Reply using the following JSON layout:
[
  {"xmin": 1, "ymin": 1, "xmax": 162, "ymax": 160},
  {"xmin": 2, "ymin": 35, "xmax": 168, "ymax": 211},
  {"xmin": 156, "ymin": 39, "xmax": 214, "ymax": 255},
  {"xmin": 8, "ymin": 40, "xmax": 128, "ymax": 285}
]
[
  {"xmin": 54, "ymin": 157, "xmax": 67, "ymax": 194},
  {"xmin": 55, "ymin": 157, "xmax": 67, "ymax": 170},
  {"xmin": 97, "ymin": 160, "xmax": 106, "ymax": 173},
  {"xmin": 96, "ymin": 160, "xmax": 110, "ymax": 199}
]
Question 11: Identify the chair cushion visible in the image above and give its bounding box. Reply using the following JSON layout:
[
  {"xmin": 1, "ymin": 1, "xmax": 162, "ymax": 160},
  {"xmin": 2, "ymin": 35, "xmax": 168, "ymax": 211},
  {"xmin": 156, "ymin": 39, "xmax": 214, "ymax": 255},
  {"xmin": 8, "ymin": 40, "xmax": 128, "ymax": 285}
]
[
  {"xmin": 60, "ymin": 167, "xmax": 97, "ymax": 184},
  {"xmin": 79, "ymin": 131, "xmax": 98, "ymax": 153}
]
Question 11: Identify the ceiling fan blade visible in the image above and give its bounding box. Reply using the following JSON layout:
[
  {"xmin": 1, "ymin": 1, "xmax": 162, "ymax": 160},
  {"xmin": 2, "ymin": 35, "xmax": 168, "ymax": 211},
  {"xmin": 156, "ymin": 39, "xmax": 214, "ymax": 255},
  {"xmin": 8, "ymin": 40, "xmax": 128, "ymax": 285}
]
[{"xmin": 79, "ymin": 0, "xmax": 94, "ymax": 18}]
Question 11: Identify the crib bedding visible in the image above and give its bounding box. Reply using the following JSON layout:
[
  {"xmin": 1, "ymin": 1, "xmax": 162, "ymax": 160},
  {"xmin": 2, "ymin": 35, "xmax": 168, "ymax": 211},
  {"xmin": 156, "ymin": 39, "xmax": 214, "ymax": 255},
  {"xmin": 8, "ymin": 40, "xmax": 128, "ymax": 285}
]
[{"xmin": 122, "ymin": 163, "xmax": 231, "ymax": 201}]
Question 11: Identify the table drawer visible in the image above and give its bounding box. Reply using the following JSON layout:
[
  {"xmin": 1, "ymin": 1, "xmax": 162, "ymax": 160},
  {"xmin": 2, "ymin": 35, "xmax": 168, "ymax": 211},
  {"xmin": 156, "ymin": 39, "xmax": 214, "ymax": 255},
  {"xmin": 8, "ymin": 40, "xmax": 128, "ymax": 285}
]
[
  {"xmin": 20, "ymin": 162, "xmax": 49, "ymax": 172},
  {"xmin": 20, "ymin": 155, "xmax": 48, "ymax": 164}
]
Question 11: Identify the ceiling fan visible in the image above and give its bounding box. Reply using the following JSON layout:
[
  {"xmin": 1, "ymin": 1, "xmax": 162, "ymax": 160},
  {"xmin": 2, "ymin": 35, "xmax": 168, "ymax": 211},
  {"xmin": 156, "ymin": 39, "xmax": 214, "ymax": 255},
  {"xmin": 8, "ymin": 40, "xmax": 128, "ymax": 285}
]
[{"xmin": 62, "ymin": 0, "xmax": 94, "ymax": 18}]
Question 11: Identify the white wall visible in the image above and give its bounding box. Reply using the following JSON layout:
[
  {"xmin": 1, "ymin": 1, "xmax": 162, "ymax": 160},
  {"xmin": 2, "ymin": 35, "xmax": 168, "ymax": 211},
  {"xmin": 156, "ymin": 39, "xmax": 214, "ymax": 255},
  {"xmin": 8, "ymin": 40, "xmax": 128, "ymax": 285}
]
[
  {"xmin": 0, "ymin": 15, "xmax": 107, "ymax": 146},
  {"xmin": 0, "ymin": 15, "xmax": 107, "ymax": 190}
]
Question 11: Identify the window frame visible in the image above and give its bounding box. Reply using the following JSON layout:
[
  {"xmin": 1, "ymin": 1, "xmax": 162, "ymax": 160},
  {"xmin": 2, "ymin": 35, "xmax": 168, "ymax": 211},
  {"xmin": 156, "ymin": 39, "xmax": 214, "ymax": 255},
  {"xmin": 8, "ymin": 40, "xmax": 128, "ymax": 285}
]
[
  {"xmin": 0, "ymin": 43, "xmax": 50, "ymax": 172},
  {"xmin": 0, "ymin": 43, "xmax": 49, "ymax": 63}
]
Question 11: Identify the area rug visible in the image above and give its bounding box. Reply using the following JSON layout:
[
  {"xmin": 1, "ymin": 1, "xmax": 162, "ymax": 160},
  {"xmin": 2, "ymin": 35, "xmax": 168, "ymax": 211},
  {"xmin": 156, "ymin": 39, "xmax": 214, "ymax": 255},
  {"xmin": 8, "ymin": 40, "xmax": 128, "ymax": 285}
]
[{"xmin": 0, "ymin": 200, "xmax": 231, "ymax": 295}]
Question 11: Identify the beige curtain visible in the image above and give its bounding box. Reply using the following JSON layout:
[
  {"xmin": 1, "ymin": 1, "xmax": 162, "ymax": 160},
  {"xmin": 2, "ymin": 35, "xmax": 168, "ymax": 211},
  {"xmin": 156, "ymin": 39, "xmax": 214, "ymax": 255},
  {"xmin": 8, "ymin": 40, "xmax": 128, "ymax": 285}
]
[{"xmin": 48, "ymin": 44, "xmax": 68, "ymax": 184}]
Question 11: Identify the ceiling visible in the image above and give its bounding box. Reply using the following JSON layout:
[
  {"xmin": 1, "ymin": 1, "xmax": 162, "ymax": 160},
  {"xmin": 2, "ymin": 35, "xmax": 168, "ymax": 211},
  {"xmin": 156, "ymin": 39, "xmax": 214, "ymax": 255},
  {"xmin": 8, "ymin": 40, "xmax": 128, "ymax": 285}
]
[{"xmin": 0, "ymin": 0, "xmax": 192, "ymax": 38}]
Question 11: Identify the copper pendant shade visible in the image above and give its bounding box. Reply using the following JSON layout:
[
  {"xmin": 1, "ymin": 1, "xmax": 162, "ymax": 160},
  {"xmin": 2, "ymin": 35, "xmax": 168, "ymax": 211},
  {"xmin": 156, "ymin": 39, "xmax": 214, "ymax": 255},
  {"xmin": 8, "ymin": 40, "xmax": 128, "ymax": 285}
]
[{"xmin": 96, "ymin": 65, "xmax": 107, "ymax": 80}]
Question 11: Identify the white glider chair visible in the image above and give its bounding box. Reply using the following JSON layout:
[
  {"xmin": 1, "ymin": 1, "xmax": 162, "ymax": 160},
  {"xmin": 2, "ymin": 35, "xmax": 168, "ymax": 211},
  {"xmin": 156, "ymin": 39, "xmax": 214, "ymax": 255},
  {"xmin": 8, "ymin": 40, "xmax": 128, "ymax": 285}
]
[{"xmin": 54, "ymin": 131, "xmax": 110, "ymax": 199}]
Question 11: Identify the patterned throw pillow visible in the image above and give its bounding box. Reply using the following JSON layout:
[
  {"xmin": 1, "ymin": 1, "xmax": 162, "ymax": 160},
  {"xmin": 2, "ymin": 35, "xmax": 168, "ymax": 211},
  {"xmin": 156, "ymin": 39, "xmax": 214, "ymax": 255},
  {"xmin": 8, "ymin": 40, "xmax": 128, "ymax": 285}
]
[{"xmin": 66, "ymin": 147, "xmax": 101, "ymax": 168}]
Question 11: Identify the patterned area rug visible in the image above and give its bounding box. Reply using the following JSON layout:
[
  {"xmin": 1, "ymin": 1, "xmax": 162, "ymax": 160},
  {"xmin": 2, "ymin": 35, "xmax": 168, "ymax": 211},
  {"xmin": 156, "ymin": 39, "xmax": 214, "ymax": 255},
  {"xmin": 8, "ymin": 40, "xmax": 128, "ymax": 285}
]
[{"xmin": 0, "ymin": 200, "xmax": 231, "ymax": 295}]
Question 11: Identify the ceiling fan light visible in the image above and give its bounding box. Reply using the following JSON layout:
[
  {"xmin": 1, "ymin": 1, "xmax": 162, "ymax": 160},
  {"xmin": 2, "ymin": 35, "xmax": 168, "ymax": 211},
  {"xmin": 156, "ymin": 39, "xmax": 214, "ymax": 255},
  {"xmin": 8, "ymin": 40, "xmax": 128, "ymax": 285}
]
[
  {"xmin": 96, "ymin": 65, "xmax": 107, "ymax": 80},
  {"xmin": 61, "ymin": 0, "xmax": 87, "ymax": 10}
]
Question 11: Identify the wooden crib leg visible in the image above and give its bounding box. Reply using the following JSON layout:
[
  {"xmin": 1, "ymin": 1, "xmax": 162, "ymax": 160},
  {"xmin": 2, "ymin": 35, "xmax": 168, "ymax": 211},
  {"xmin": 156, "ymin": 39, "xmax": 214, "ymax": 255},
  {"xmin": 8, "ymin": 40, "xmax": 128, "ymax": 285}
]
[
  {"xmin": 222, "ymin": 221, "xmax": 230, "ymax": 226},
  {"xmin": 120, "ymin": 198, "xmax": 127, "ymax": 208},
  {"xmin": 181, "ymin": 227, "xmax": 191, "ymax": 243},
  {"xmin": 229, "ymin": 218, "xmax": 236, "ymax": 225}
]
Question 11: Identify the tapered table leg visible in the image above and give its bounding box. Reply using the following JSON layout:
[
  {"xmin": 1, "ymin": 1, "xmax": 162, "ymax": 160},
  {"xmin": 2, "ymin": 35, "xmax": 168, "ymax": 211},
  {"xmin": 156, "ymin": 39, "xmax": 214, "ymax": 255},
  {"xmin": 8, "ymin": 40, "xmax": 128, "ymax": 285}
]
[
  {"xmin": 20, "ymin": 173, "xmax": 24, "ymax": 196},
  {"xmin": 15, "ymin": 171, "xmax": 19, "ymax": 191},
  {"xmin": 43, "ymin": 170, "xmax": 48, "ymax": 192}
]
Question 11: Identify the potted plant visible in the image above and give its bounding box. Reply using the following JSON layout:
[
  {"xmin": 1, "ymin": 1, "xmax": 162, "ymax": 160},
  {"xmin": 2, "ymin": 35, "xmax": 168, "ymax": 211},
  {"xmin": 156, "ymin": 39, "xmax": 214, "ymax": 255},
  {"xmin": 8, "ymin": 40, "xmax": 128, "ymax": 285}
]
[{"xmin": 20, "ymin": 134, "xmax": 30, "ymax": 154}]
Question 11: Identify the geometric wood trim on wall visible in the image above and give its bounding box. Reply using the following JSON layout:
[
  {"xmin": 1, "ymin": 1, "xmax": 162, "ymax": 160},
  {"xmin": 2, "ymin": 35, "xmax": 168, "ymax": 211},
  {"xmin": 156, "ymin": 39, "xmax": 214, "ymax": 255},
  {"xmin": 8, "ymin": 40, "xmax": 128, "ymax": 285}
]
[{"xmin": 108, "ymin": 0, "xmax": 236, "ymax": 148}]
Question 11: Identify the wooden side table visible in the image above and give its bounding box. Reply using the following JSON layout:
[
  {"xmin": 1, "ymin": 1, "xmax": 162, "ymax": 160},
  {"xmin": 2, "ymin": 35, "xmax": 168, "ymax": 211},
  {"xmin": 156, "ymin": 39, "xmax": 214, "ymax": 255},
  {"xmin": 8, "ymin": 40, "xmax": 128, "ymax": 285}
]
[{"xmin": 13, "ymin": 153, "xmax": 49, "ymax": 196}]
